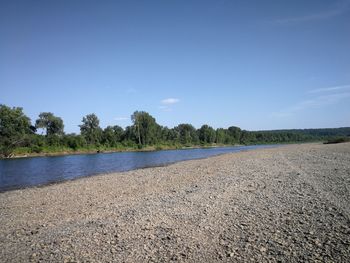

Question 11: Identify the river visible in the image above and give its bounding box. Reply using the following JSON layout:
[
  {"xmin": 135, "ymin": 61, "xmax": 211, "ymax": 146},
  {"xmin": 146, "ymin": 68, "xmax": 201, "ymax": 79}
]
[{"xmin": 0, "ymin": 145, "xmax": 278, "ymax": 192}]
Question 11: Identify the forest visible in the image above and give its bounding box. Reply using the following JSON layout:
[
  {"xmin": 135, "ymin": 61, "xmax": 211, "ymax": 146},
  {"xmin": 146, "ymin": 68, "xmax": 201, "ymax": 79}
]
[{"xmin": 1, "ymin": 104, "xmax": 349, "ymax": 158}]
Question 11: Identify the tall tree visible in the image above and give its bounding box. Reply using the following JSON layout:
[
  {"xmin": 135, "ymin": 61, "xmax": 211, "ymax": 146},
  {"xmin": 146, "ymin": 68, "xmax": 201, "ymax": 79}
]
[
  {"xmin": 227, "ymin": 126, "xmax": 241, "ymax": 144},
  {"xmin": 102, "ymin": 125, "xmax": 124, "ymax": 147},
  {"xmin": 215, "ymin": 128, "xmax": 226, "ymax": 144},
  {"xmin": 131, "ymin": 112, "xmax": 142, "ymax": 145},
  {"xmin": 240, "ymin": 130, "xmax": 255, "ymax": 144},
  {"xmin": 123, "ymin": 125, "xmax": 138, "ymax": 145},
  {"xmin": 131, "ymin": 111, "xmax": 159, "ymax": 146},
  {"xmin": 35, "ymin": 112, "xmax": 64, "ymax": 136},
  {"xmin": 198, "ymin": 124, "xmax": 216, "ymax": 144},
  {"xmin": 174, "ymin": 124, "xmax": 199, "ymax": 145},
  {"xmin": 0, "ymin": 104, "xmax": 32, "ymax": 157},
  {"xmin": 79, "ymin": 113, "xmax": 102, "ymax": 145},
  {"xmin": 112, "ymin": 125, "xmax": 124, "ymax": 142},
  {"xmin": 159, "ymin": 126, "xmax": 177, "ymax": 142}
]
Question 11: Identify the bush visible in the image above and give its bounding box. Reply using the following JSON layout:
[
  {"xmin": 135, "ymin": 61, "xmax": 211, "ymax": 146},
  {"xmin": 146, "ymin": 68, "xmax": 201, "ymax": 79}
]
[
  {"xmin": 324, "ymin": 137, "xmax": 350, "ymax": 144},
  {"xmin": 155, "ymin": 145, "xmax": 163, "ymax": 151},
  {"xmin": 30, "ymin": 145, "xmax": 43, "ymax": 153}
]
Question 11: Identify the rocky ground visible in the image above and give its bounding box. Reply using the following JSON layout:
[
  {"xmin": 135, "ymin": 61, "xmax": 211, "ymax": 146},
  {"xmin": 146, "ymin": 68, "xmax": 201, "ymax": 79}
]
[{"xmin": 0, "ymin": 142, "xmax": 350, "ymax": 262}]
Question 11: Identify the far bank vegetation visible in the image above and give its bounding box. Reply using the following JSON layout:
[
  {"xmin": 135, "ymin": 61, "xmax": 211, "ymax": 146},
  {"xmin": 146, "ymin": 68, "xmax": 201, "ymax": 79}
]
[{"xmin": 1, "ymin": 104, "xmax": 349, "ymax": 158}]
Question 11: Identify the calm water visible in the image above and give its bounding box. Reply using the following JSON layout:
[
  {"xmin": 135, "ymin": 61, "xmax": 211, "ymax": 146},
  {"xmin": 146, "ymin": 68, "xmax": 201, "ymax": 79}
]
[{"xmin": 0, "ymin": 145, "xmax": 277, "ymax": 192}]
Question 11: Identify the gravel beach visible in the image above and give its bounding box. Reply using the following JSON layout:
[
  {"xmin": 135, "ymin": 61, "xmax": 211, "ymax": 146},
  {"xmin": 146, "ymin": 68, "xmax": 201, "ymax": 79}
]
[{"xmin": 1, "ymin": 142, "xmax": 350, "ymax": 262}]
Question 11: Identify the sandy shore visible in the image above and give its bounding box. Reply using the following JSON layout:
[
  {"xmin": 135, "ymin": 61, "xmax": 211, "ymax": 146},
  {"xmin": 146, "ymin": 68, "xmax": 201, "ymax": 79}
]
[{"xmin": 1, "ymin": 143, "xmax": 350, "ymax": 262}]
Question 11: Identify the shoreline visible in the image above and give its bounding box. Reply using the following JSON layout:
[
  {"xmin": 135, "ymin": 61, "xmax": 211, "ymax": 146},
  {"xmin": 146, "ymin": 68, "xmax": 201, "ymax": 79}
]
[
  {"xmin": 1, "ymin": 142, "xmax": 349, "ymax": 262},
  {"xmin": 2, "ymin": 141, "xmax": 318, "ymax": 160},
  {"xmin": 0, "ymin": 144, "xmax": 283, "ymax": 194},
  {"xmin": 4, "ymin": 144, "xmax": 235, "ymax": 159}
]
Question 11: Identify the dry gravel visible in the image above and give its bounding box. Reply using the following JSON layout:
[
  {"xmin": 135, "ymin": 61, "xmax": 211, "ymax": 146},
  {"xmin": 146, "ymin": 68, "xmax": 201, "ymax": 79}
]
[{"xmin": 1, "ymin": 142, "xmax": 350, "ymax": 262}]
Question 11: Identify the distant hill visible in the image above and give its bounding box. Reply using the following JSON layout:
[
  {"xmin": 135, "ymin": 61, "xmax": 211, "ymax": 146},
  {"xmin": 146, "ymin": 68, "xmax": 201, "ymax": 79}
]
[
  {"xmin": 255, "ymin": 127, "xmax": 350, "ymax": 137},
  {"xmin": 243, "ymin": 127, "xmax": 350, "ymax": 145}
]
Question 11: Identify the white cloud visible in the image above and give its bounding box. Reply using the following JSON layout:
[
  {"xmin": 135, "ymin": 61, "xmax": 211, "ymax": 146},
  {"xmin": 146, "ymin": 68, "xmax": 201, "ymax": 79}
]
[
  {"xmin": 114, "ymin": 117, "xmax": 128, "ymax": 121},
  {"xmin": 308, "ymin": 84, "xmax": 350, "ymax": 94},
  {"xmin": 161, "ymin": 98, "xmax": 180, "ymax": 105}
]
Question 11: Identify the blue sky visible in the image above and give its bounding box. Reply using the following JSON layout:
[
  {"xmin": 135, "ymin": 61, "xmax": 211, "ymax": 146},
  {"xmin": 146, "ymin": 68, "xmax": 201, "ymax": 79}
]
[{"xmin": 1, "ymin": 0, "xmax": 350, "ymax": 133}]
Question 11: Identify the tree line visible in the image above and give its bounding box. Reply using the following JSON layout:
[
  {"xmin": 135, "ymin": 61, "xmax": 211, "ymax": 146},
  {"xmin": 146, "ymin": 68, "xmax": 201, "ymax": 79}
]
[{"xmin": 0, "ymin": 104, "xmax": 349, "ymax": 157}]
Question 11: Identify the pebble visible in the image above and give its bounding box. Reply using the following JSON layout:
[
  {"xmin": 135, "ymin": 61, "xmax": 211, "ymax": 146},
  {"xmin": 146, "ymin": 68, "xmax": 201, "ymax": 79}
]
[{"xmin": 1, "ymin": 143, "xmax": 350, "ymax": 262}]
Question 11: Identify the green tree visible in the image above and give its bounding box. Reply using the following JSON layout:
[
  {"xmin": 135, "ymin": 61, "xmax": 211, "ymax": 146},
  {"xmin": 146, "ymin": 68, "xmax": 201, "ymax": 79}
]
[
  {"xmin": 112, "ymin": 125, "xmax": 124, "ymax": 142},
  {"xmin": 131, "ymin": 111, "xmax": 159, "ymax": 146},
  {"xmin": 198, "ymin": 124, "xmax": 216, "ymax": 144},
  {"xmin": 240, "ymin": 130, "xmax": 256, "ymax": 144},
  {"xmin": 227, "ymin": 126, "xmax": 241, "ymax": 144},
  {"xmin": 215, "ymin": 128, "xmax": 226, "ymax": 144},
  {"xmin": 159, "ymin": 126, "xmax": 170, "ymax": 142},
  {"xmin": 167, "ymin": 128, "xmax": 179, "ymax": 142},
  {"xmin": 174, "ymin": 124, "xmax": 199, "ymax": 145},
  {"xmin": 0, "ymin": 104, "xmax": 33, "ymax": 157},
  {"xmin": 122, "ymin": 126, "xmax": 138, "ymax": 146},
  {"xmin": 102, "ymin": 125, "xmax": 124, "ymax": 147},
  {"xmin": 79, "ymin": 113, "xmax": 102, "ymax": 145},
  {"xmin": 63, "ymin": 134, "xmax": 86, "ymax": 150},
  {"xmin": 35, "ymin": 112, "xmax": 64, "ymax": 136}
]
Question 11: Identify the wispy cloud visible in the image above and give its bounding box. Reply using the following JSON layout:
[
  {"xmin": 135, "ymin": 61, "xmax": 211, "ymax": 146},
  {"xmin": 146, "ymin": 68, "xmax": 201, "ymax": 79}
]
[
  {"xmin": 273, "ymin": 1, "xmax": 349, "ymax": 25},
  {"xmin": 114, "ymin": 117, "xmax": 128, "ymax": 121},
  {"xmin": 159, "ymin": 98, "xmax": 180, "ymax": 111},
  {"xmin": 126, "ymin": 88, "xmax": 137, "ymax": 94},
  {"xmin": 308, "ymin": 84, "xmax": 350, "ymax": 94},
  {"xmin": 273, "ymin": 90, "xmax": 350, "ymax": 117},
  {"xmin": 158, "ymin": 105, "xmax": 172, "ymax": 112},
  {"xmin": 161, "ymin": 98, "xmax": 180, "ymax": 105}
]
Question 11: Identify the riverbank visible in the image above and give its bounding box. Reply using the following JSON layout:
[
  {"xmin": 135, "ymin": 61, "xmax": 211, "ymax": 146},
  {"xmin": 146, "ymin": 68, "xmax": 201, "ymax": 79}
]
[
  {"xmin": 5, "ymin": 143, "xmax": 240, "ymax": 159},
  {"xmin": 4, "ymin": 141, "xmax": 319, "ymax": 159},
  {"xmin": 1, "ymin": 142, "xmax": 349, "ymax": 262}
]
